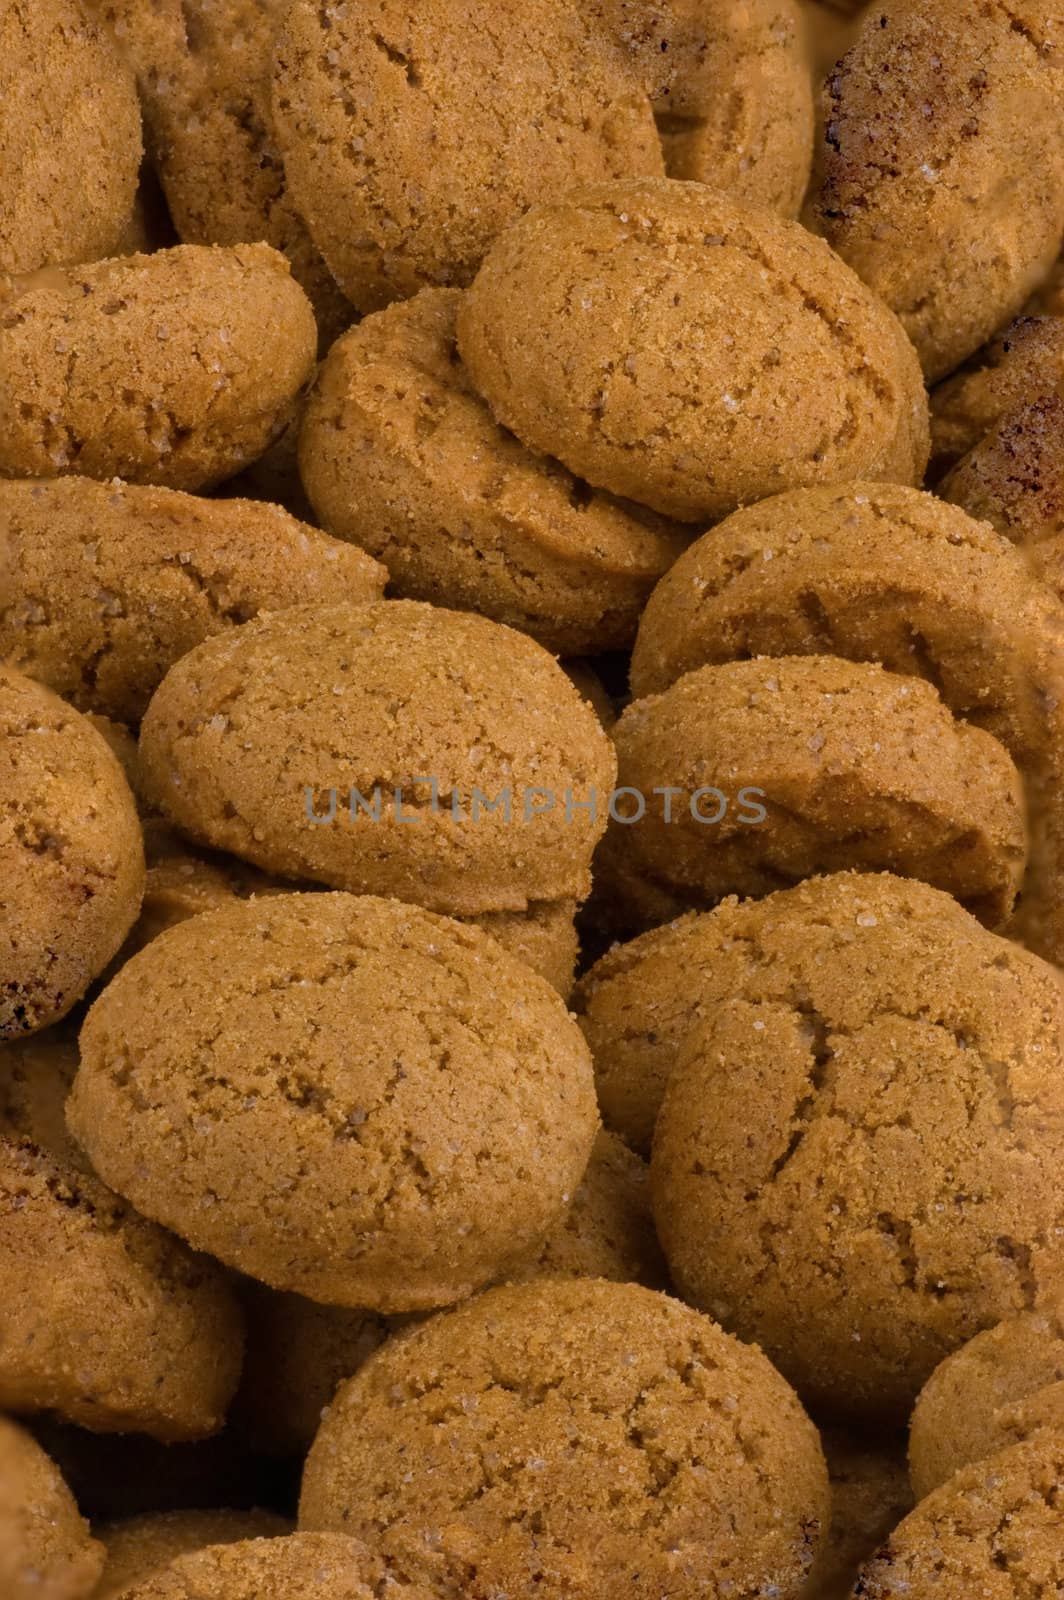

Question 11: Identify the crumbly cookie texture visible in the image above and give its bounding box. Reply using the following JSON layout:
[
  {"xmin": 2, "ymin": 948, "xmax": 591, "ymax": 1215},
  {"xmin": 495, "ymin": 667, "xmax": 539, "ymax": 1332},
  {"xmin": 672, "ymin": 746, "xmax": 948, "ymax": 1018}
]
[
  {"xmin": 852, "ymin": 1434, "xmax": 1064, "ymax": 1596},
  {"xmin": 0, "ymin": 243, "xmax": 316, "ymax": 490},
  {"xmin": 0, "ymin": 1416, "xmax": 103, "ymax": 1600},
  {"xmin": 805, "ymin": 1428, "xmax": 913, "ymax": 1600},
  {"xmin": 649, "ymin": 886, "xmax": 1064, "ymax": 1419},
  {"xmin": 0, "ymin": 0, "xmax": 141, "ymax": 274},
  {"xmin": 137, "ymin": 600, "xmax": 616, "ymax": 916},
  {"xmin": 811, "ymin": 0, "xmax": 1064, "ymax": 382},
  {"xmin": 457, "ymin": 178, "xmax": 929, "ymax": 523},
  {"xmin": 299, "ymin": 1278, "xmax": 830, "ymax": 1600},
  {"xmin": 298, "ymin": 288, "xmax": 688, "ymax": 656},
  {"xmin": 68, "ymin": 893, "xmax": 599, "ymax": 1312},
  {"xmin": 909, "ymin": 1309, "xmax": 1064, "ymax": 1498},
  {"xmin": 0, "ymin": 667, "xmax": 145, "ymax": 1038},
  {"xmin": 103, "ymin": 1533, "xmax": 438, "ymax": 1600},
  {"xmin": 0, "ymin": 476, "xmax": 386, "ymax": 724},
  {"xmin": 95, "ymin": 0, "xmax": 351, "ymax": 346},
  {"xmin": 610, "ymin": 654, "xmax": 1027, "ymax": 927},
  {"xmin": 271, "ymin": 0, "xmax": 663, "ymax": 312},
  {"xmin": 930, "ymin": 314, "xmax": 1064, "ymax": 472},
  {"xmin": 94, "ymin": 1510, "xmax": 291, "ymax": 1600}
]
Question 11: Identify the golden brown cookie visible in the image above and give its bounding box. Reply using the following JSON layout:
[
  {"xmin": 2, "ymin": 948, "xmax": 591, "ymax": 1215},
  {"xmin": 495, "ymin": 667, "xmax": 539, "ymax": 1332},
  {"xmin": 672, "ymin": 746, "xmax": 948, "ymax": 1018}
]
[
  {"xmin": 806, "ymin": 1428, "xmax": 913, "ymax": 1600},
  {"xmin": 271, "ymin": 0, "xmax": 663, "ymax": 313},
  {"xmin": 299, "ymin": 1278, "xmax": 830, "ymax": 1600},
  {"xmin": 102, "ymin": 1533, "xmax": 434, "ymax": 1600},
  {"xmin": 0, "ymin": 1416, "xmax": 103, "ymax": 1600},
  {"xmin": 930, "ymin": 314, "xmax": 1064, "ymax": 472},
  {"xmin": 650, "ymin": 892, "xmax": 1064, "ymax": 1419},
  {"xmin": 0, "ymin": 476, "xmax": 386, "ymax": 724},
  {"xmin": 94, "ymin": 1510, "xmax": 291, "ymax": 1600},
  {"xmin": 457, "ymin": 178, "xmax": 928, "ymax": 523},
  {"xmin": 909, "ymin": 1309, "xmax": 1064, "ymax": 1498},
  {"xmin": 0, "ymin": 0, "xmax": 141, "ymax": 275},
  {"xmin": 0, "ymin": 244, "xmax": 316, "ymax": 490},
  {"xmin": 853, "ymin": 1434, "xmax": 1064, "ymax": 1596},
  {"xmin": 138, "ymin": 601, "xmax": 616, "ymax": 916},
  {"xmin": 810, "ymin": 0, "xmax": 1064, "ymax": 382},
  {"xmin": 68, "ymin": 893, "xmax": 599, "ymax": 1312},
  {"xmin": 609, "ymin": 654, "xmax": 1026, "ymax": 928},
  {"xmin": 1, "ymin": 668, "xmax": 144, "ymax": 1038},
  {"xmin": 297, "ymin": 289, "xmax": 687, "ymax": 655},
  {"xmin": 95, "ymin": 0, "xmax": 350, "ymax": 346}
]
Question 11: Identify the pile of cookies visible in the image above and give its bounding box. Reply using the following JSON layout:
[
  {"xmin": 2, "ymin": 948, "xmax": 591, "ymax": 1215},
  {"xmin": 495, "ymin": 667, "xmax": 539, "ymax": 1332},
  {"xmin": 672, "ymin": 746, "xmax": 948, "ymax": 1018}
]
[{"xmin": 3, "ymin": 0, "xmax": 1064, "ymax": 1596}]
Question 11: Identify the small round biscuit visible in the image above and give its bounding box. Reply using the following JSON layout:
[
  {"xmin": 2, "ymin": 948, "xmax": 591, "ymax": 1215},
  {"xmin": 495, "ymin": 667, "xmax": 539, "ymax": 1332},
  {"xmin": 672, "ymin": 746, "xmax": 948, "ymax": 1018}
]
[
  {"xmin": 806, "ymin": 1428, "xmax": 913, "ymax": 1600},
  {"xmin": 852, "ymin": 1434, "xmax": 1064, "ymax": 1596},
  {"xmin": 68, "ymin": 894, "xmax": 599, "ymax": 1312},
  {"xmin": 94, "ymin": 1510, "xmax": 291, "ymax": 1600},
  {"xmin": 930, "ymin": 314, "xmax": 1064, "ymax": 472},
  {"xmin": 0, "ymin": 0, "xmax": 142, "ymax": 275},
  {"xmin": 137, "ymin": 601, "xmax": 616, "ymax": 916},
  {"xmin": 909, "ymin": 1310, "xmax": 1064, "ymax": 1499},
  {"xmin": 610, "ymin": 655, "xmax": 1026, "ymax": 928},
  {"xmin": 650, "ymin": 911, "xmax": 1064, "ymax": 1418},
  {"xmin": 457, "ymin": 179, "xmax": 929, "ymax": 523},
  {"xmin": 0, "ymin": 668, "xmax": 145, "ymax": 1038},
  {"xmin": 103, "ymin": 1533, "xmax": 435, "ymax": 1600},
  {"xmin": 299, "ymin": 1278, "xmax": 829, "ymax": 1600},
  {"xmin": 810, "ymin": 1, "xmax": 1064, "ymax": 381},
  {"xmin": 0, "ymin": 476, "xmax": 386, "ymax": 724},
  {"xmin": 0, "ymin": 243, "xmax": 316, "ymax": 490},
  {"xmin": 0, "ymin": 1417, "xmax": 103, "ymax": 1600},
  {"xmin": 271, "ymin": 0, "xmax": 663, "ymax": 313},
  {"xmin": 298, "ymin": 288, "xmax": 688, "ymax": 655}
]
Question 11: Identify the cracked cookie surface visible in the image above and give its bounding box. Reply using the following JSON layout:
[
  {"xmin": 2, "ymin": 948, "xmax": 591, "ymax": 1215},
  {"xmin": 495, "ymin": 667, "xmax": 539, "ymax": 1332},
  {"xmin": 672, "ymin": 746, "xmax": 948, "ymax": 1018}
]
[{"xmin": 107, "ymin": 1532, "xmax": 436, "ymax": 1600}]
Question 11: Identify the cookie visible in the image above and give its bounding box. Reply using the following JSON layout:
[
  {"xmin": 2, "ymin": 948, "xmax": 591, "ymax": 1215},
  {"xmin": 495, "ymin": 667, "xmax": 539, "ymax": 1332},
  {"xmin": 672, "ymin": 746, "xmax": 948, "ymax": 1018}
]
[
  {"xmin": 297, "ymin": 288, "xmax": 688, "ymax": 656},
  {"xmin": 271, "ymin": 0, "xmax": 663, "ymax": 312},
  {"xmin": 95, "ymin": 0, "xmax": 351, "ymax": 346},
  {"xmin": 68, "ymin": 893, "xmax": 599, "ymax": 1311},
  {"xmin": 650, "ymin": 888, "xmax": 1064, "ymax": 1419},
  {"xmin": 930, "ymin": 314, "xmax": 1064, "ymax": 472},
  {"xmin": 806, "ymin": 1428, "xmax": 913, "ymax": 1600},
  {"xmin": 609, "ymin": 654, "xmax": 1026, "ymax": 928},
  {"xmin": 0, "ymin": 1416, "xmax": 103, "ymax": 1600},
  {"xmin": 299, "ymin": 1278, "xmax": 830, "ymax": 1600},
  {"xmin": 0, "ymin": 476, "xmax": 386, "ymax": 724},
  {"xmin": 809, "ymin": 0, "xmax": 1064, "ymax": 381},
  {"xmin": 1, "ymin": 668, "xmax": 145, "ymax": 1038},
  {"xmin": 852, "ymin": 1434, "xmax": 1064, "ymax": 1596},
  {"xmin": 457, "ymin": 178, "xmax": 929, "ymax": 523},
  {"xmin": 101, "ymin": 1533, "xmax": 435, "ymax": 1600},
  {"xmin": 0, "ymin": 1031, "xmax": 244, "ymax": 1439},
  {"xmin": 137, "ymin": 601, "xmax": 616, "ymax": 916},
  {"xmin": 908, "ymin": 1309, "xmax": 1064, "ymax": 1498},
  {"xmin": 0, "ymin": 0, "xmax": 141, "ymax": 275},
  {"xmin": 0, "ymin": 243, "xmax": 316, "ymax": 490},
  {"xmin": 95, "ymin": 1510, "xmax": 291, "ymax": 1600}
]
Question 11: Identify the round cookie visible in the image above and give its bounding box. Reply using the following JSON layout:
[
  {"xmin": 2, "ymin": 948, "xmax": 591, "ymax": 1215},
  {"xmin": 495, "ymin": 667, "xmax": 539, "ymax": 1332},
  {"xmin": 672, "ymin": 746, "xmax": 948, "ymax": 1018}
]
[
  {"xmin": 609, "ymin": 654, "xmax": 1026, "ymax": 928},
  {"xmin": 0, "ymin": 476, "xmax": 386, "ymax": 724},
  {"xmin": 0, "ymin": 0, "xmax": 142, "ymax": 275},
  {"xmin": 806, "ymin": 1428, "xmax": 913, "ymax": 1600},
  {"xmin": 272, "ymin": 0, "xmax": 663, "ymax": 313},
  {"xmin": 930, "ymin": 314, "xmax": 1064, "ymax": 472},
  {"xmin": 68, "ymin": 893, "xmax": 599, "ymax": 1311},
  {"xmin": 299, "ymin": 1278, "xmax": 830, "ymax": 1600},
  {"xmin": 94, "ymin": 0, "xmax": 350, "ymax": 346},
  {"xmin": 101, "ymin": 1533, "xmax": 435, "ymax": 1600},
  {"xmin": 137, "ymin": 601, "xmax": 616, "ymax": 916},
  {"xmin": 0, "ymin": 243, "xmax": 316, "ymax": 490},
  {"xmin": 94, "ymin": 1510, "xmax": 291, "ymax": 1600},
  {"xmin": 809, "ymin": 0, "xmax": 1064, "ymax": 381},
  {"xmin": 1, "ymin": 668, "xmax": 145, "ymax": 1038},
  {"xmin": 457, "ymin": 178, "xmax": 929, "ymax": 523},
  {"xmin": 852, "ymin": 1434, "xmax": 1064, "ymax": 1596},
  {"xmin": 649, "ymin": 892, "xmax": 1064, "ymax": 1419},
  {"xmin": 909, "ymin": 1309, "xmax": 1064, "ymax": 1498},
  {"xmin": 297, "ymin": 288, "xmax": 688, "ymax": 656},
  {"xmin": 0, "ymin": 1416, "xmax": 103, "ymax": 1600}
]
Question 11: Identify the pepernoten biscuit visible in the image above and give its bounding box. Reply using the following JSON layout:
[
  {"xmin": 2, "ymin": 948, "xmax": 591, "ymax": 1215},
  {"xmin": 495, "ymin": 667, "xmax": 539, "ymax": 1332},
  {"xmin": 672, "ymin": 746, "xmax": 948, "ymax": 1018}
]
[
  {"xmin": 0, "ymin": 1416, "xmax": 103, "ymax": 1600},
  {"xmin": 104, "ymin": 1533, "xmax": 438, "ymax": 1600},
  {"xmin": 0, "ymin": 476, "xmax": 386, "ymax": 724},
  {"xmin": 457, "ymin": 179, "xmax": 929, "ymax": 523},
  {"xmin": 94, "ymin": 1510, "xmax": 291, "ymax": 1600},
  {"xmin": 298, "ymin": 288, "xmax": 688, "ymax": 656},
  {"xmin": 0, "ymin": 244, "xmax": 316, "ymax": 490},
  {"xmin": 271, "ymin": 0, "xmax": 663, "ymax": 312},
  {"xmin": 0, "ymin": 0, "xmax": 141, "ymax": 275},
  {"xmin": 138, "ymin": 601, "xmax": 616, "ymax": 916},
  {"xmin": 0, "ymin": 668, "xmax": 144, "ymax": 1038},
  {"xmin": 68, "ymin": 894, "xmax": 599, "ymax": 1312},
  {"xmin": 299, "ymin": 1278, "xmax": 830, "ymax": 1600}
]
